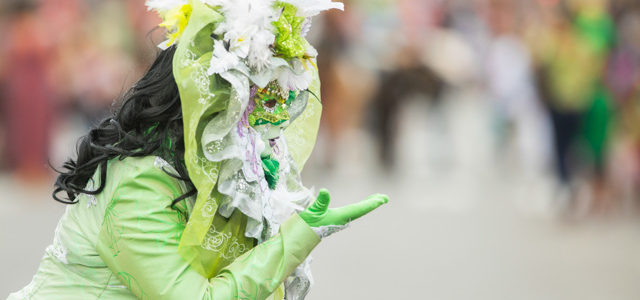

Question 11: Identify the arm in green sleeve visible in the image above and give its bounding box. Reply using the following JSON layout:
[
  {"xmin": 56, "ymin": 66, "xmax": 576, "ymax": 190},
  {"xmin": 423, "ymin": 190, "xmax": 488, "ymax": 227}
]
[
  {"xmin": 96, "ymin": 157, "xmax": 320, "ymax": 300},
  {"xmin": 208, "ymin": 214, "xmax": 319, "ymax": 299}
]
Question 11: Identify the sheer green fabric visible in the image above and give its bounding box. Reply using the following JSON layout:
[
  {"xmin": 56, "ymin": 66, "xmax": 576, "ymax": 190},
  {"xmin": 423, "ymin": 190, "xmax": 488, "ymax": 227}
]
[
  {"xmin": 172, "ymin": 0, "xmax": 241, "ymax": 278},
  {"xmin": 283, "ymin": 71, "xmax": 322, "ymax": 169},
  {"xmin": 173, "ymin": 0, "xmax": 322, "ymax": 279}
]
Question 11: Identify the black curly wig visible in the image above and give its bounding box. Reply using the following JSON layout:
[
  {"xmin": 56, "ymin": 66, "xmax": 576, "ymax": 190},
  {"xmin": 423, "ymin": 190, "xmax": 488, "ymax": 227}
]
[{"xmin": 53, "ymin": 46, "xmax": 195, "ymax": 206}]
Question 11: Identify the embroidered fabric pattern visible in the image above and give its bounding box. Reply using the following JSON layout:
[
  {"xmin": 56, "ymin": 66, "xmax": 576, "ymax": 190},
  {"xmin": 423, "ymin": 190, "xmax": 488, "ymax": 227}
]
[{"xmin": 201, "ymin": 225, "xmax": 248, "ymax": 260}]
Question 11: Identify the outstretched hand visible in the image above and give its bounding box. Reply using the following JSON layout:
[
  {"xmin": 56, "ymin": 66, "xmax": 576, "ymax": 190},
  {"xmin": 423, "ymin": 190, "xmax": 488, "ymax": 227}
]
[{"xmin": 299, "ymin": 189, "xmax": 389, "ymax": 230}]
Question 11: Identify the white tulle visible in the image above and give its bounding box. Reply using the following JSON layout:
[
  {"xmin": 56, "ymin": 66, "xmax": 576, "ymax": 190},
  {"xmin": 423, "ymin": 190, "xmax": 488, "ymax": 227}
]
[{"xmin": 145, "ymin": 0, "xmax": 187, "ymax": 11}]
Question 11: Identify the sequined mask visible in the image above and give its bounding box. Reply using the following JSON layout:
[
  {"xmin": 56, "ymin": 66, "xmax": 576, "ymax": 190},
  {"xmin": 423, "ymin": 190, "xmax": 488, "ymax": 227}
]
[{"xmin": 248, "ymin": 82, "xmax": 297, "ymax": 127}]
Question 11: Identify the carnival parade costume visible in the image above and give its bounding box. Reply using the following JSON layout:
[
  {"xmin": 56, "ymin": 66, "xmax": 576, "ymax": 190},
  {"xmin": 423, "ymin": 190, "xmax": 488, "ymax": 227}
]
[{"xmin": 8, "ymin": 0, "xmax": 388, "ymax": 299}]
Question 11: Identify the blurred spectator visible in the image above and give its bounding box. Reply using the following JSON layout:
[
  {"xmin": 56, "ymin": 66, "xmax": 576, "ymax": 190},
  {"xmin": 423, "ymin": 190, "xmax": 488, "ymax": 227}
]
[
  {"xmin": 0, "ymin": 0, "xmax": 160, "ymax": 178},
  {"xmin": 606, "ymin": 4, "xmax": 640, "ymax": 210},
  {"xmin": 1, "ymin": 2, "xmax": 54, "ymax": 181},
  {"xmin": 484, "ymin": 0, "xmax": 552, "ymax": 176},
  {"xmin": 532, "ymin": 0, "xmax": 616, "ymax": 213}
]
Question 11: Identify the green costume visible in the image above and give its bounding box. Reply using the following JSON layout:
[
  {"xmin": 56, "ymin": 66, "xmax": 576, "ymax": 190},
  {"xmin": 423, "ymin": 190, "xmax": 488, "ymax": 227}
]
[
  {"xmin": 8, "ymin": 0, "xmax": 388, "ymax": 299},
  {"xmin": 8, "ymin": 157, "xmax": 386, "ymax": 300},
  {"xmin": 8, "ymin": 156, "xmax": 319, "ymax": 300}
]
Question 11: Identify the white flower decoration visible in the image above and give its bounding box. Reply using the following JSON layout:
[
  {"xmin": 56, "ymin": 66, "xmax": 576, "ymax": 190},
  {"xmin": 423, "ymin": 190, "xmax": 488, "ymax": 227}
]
[
  {"xmin": 248, "ymin": 29, "xmax": 276, "ymax": 71},
  {"xmin": 150, "ymin": 0, "xmax": 343, "ymax": 95},
  {"xmin": 208, "ymin": 40, "xmax": 241, "ymax": 75},
  {"xmin": 305, "ymin": 43, "xmax": 318, "ymax": 58},
  {"xmin": 276, "ymin": 59, "xmax": 313, "ymax": 91},
  {"xmin": 225, "ymin": 26, "xmax": 256, "ymax": 59}
]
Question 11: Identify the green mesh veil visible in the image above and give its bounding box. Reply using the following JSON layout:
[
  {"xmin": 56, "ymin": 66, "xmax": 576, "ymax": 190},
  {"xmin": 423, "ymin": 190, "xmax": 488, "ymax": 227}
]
[{"xmin": 172, "ymin": 0, "xmax": 322, "ymax": 277}]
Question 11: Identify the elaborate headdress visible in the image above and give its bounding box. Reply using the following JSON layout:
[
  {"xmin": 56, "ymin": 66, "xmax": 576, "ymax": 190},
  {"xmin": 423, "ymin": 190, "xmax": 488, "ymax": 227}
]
[{"xmin": 146, "ymin": 0, "xmax": 343, "ymax": 297}]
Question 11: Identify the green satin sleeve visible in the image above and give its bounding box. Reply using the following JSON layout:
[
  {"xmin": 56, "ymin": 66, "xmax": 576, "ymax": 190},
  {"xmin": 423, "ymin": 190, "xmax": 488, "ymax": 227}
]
[
  {"xmin": 209, "ymin": 215, "xmax": 320, "ymax": 299},
  {"xmin": 95, "ymin": 157, "xmax": 321, "ymax": 300}
]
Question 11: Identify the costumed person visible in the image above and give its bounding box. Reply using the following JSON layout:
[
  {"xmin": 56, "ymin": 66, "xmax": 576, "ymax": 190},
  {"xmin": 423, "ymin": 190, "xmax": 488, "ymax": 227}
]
[
  {"xmin": 7, "ymin": 0, "xmax": 388, "ymax": 299},
  {"xmin": 533, "ymin": 1, "xmax": 613, "ymax": 209}
]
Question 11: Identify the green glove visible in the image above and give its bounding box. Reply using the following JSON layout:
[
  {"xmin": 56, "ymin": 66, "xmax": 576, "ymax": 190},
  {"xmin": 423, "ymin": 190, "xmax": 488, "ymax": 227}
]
[{"xmin": 299, "ymin": 189, "xmax": 389, "ymax": 238}]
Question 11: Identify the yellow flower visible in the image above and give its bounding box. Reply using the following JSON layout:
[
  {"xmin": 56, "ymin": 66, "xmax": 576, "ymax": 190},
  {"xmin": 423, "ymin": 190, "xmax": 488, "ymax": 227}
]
[{"xmin": 159, "ymin": 4, "xmax": 193, "ymax": 48}]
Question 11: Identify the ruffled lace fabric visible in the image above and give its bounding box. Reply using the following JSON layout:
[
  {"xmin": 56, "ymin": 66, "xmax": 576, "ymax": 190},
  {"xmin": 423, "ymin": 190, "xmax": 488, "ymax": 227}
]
[
  {"xmin": 203, "ymin": 98, "xmax": 314, "ymax": 242},
  {"xmin": 285, "ymin": 256, "xmax": 314, "ymax": 300}
]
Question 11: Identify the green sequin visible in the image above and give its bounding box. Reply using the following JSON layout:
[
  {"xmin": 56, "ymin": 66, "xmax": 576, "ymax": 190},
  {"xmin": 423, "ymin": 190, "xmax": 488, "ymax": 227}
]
[
  {"xmin": 273, "ymin": 2, "xmax": 307, "ymax": 58},
  {"xmin": 248, "ymin": 83, "xmax": 293, "ymax": 126}
]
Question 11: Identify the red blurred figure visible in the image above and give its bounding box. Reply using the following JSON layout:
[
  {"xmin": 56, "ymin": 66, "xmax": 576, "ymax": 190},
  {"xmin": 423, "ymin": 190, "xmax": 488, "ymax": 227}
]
[{"xmin": 2, "ymin": 3, "xmax": 54, "ymax": 181}]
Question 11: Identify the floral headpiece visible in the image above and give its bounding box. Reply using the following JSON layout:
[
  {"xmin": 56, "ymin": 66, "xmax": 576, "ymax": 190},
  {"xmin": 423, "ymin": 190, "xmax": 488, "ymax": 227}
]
[
  {"xmin": 145, "ymin": 0, "xmax": 342, "ymax": 297},
  {"xmin": 147, "ymin": 0, "xmax": 342, "ymax": 93}
]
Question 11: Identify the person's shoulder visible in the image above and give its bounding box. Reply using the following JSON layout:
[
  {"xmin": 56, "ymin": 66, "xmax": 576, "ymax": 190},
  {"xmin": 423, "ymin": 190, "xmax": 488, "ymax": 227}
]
[
  {"xmin": 109, "ymin": 156, "xmax": 185, "ymax": 199},
  {"xmin": 111, "ymin": 156, "xmax": 178, "ymax": 175}
]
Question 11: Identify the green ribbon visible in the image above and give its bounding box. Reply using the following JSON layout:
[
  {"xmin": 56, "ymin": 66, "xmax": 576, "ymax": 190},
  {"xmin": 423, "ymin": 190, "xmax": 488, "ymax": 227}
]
[{"xmin": 261, "ymin": 156, "xmax": 280, "ymax": 189}]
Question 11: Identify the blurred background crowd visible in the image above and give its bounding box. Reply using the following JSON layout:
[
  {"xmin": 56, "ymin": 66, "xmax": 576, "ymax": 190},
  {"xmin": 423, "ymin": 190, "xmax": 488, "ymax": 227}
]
[
  {"xmin": 2, "ymin": 0, "xmax": 640, "ymax": 299},
  {"xmin": 318, "ymin": 0, "xmax": 640, "ymax": 216}
]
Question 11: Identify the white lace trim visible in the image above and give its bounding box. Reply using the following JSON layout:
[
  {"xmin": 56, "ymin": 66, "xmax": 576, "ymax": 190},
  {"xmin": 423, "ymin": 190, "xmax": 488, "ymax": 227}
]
[
  {"xmin": 86, "ymin": 195, "xmax": 98, "ymax": 208},
  {"xmin": 311, "ymin": 224, "xmax": 348, "ymax": 238},
  {"xmin": 203, "ymin": 114, "xmax": 313, "ymax": 242},
  {"xmin": 153, "ymin": 156, "xmax": 173, "ymax": 172},
  {"xmin": 82, "ymin": 180, "xmax": 98, "ymax": 208},
  {"xmin": 13, "ymin": 279, "xmax": 37, "ymax": 299},
  {"xmin": 285, "ymin": 256, "xmax": 314, "ymax": 300},
  {"xmin": 46, "ymin": 218, "xmax": 69, "ymax": 265}
]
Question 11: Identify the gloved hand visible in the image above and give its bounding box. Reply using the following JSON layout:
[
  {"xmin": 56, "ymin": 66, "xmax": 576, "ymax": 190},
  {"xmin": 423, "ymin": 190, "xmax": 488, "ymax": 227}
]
[{"xmin": 299, "ymin": 189, "xmax": 389, "ymax": 238}]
